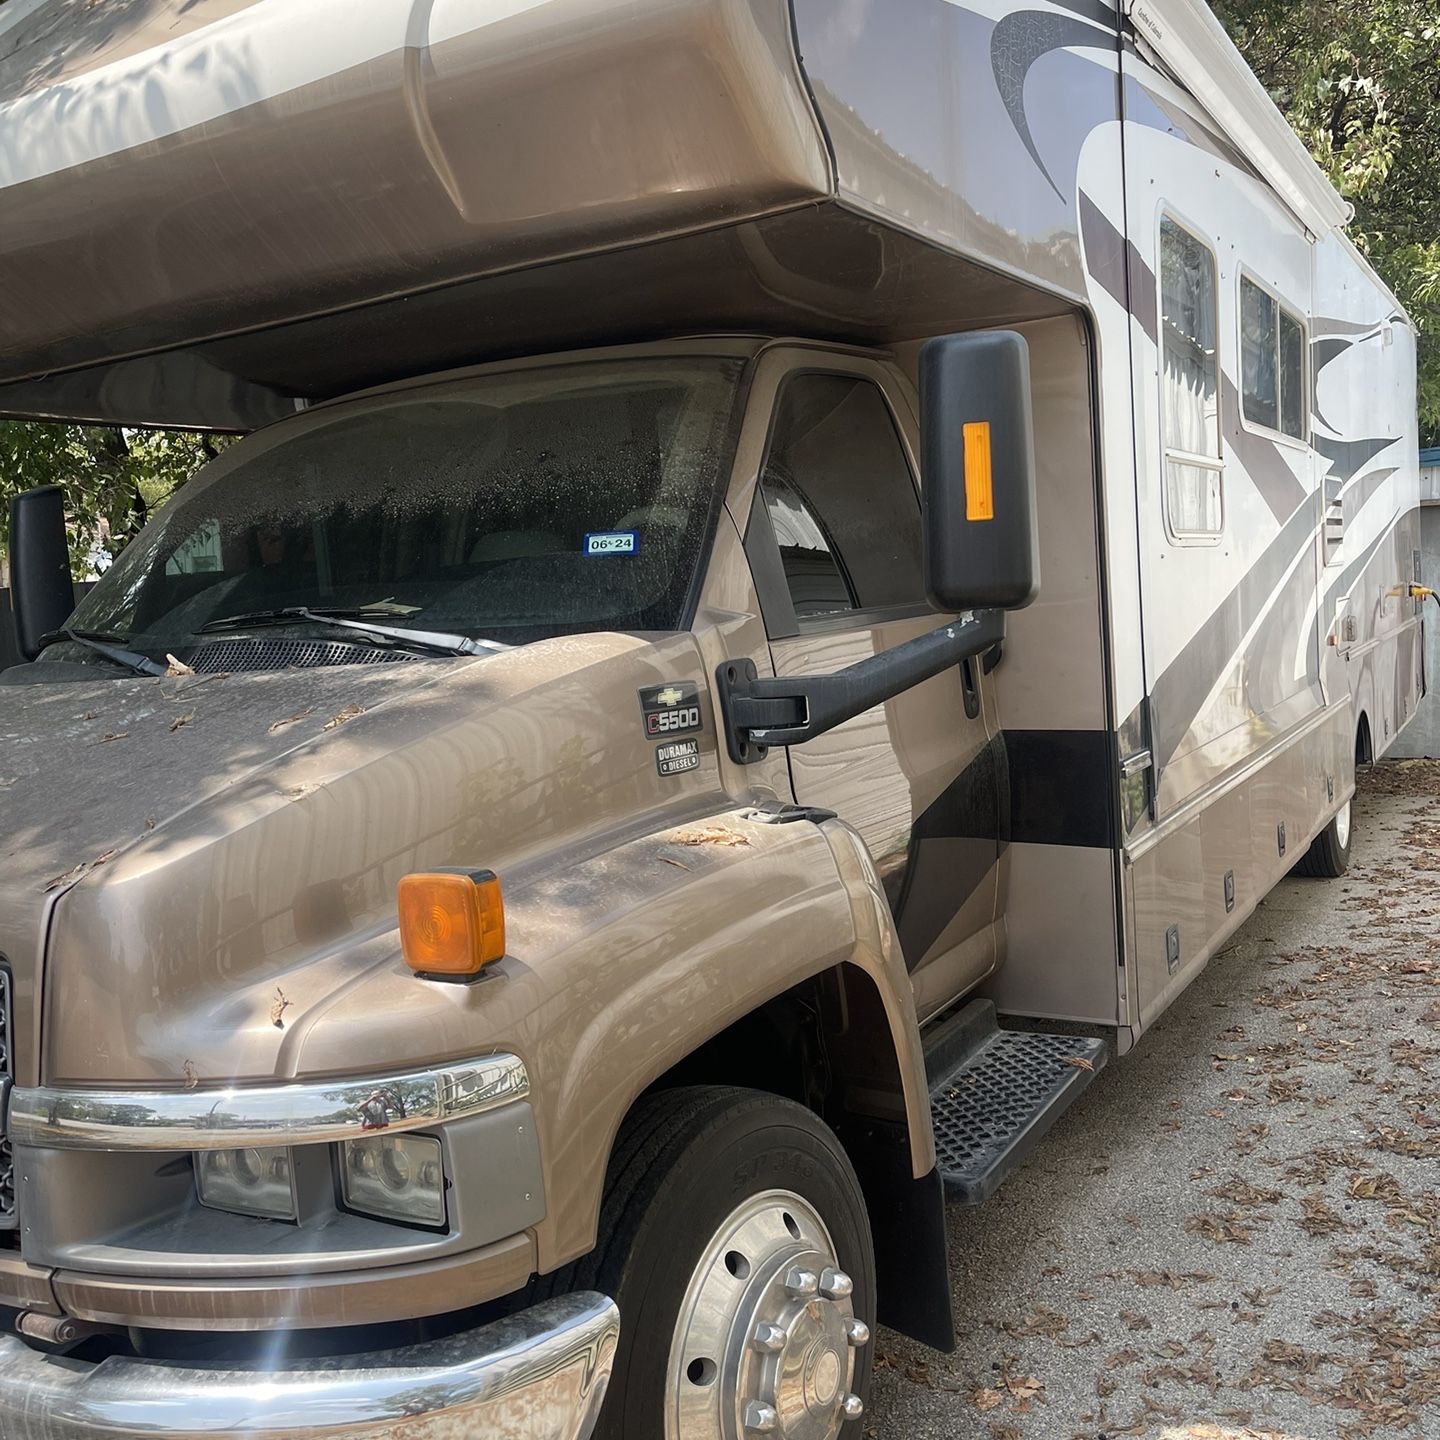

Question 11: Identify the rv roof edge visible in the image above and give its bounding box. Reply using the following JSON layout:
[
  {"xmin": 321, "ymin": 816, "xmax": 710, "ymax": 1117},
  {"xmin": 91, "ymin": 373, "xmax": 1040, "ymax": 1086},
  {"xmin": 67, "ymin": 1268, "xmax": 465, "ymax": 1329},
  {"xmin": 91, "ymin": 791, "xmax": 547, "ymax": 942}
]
[{"xmin": 1125, "ymin": 0, "xmax": 1351, "ymax": 237}]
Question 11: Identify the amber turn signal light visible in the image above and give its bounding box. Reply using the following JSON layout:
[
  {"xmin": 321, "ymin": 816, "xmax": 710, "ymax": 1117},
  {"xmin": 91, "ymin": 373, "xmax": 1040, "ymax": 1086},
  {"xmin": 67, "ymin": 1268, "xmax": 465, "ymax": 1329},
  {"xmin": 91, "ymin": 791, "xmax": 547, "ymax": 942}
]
[{"xmin": 398, "ymin": 869, "xmax": 505, "ymax": 980}]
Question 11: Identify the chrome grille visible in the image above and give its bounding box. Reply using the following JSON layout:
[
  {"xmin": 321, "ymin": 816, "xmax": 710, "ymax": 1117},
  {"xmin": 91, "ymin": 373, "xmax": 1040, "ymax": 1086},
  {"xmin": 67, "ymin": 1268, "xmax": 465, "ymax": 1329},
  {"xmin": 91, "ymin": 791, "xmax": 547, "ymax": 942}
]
[
  {"xmin": 0, "ymin": 966, "xmax": 14, "ymax": 1231},
  {"xmin": 186, "ymin": 639, "xmax": 422, "ymax": 674}
]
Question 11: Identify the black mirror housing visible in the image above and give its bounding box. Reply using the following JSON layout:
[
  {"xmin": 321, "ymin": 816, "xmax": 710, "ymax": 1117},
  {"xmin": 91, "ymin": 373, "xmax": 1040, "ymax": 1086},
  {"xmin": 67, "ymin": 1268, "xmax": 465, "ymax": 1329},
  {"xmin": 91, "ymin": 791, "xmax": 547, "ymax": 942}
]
[
  {"xmin": 9, "ymin": 485, "xmax": 75, "ymax": 661},
  {"xmin": 920, "ymin": 331, "xmax": 1040, "ymax": 612}
]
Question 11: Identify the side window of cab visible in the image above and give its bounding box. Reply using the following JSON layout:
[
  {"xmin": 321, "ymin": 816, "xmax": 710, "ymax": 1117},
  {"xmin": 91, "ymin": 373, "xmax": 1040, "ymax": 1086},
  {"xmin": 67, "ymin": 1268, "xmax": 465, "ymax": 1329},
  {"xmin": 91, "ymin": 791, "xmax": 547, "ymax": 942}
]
[{"xmin": 750, "ymin": 373, "xmax": 925, "ymax": 634}]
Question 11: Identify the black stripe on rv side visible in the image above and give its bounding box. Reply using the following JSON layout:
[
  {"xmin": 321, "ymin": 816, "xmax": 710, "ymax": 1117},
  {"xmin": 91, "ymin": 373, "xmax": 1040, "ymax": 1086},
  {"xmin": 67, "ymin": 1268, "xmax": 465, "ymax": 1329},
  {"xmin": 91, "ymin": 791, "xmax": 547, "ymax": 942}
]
[
  {"xmin": 1004, "ymin": 729, "xmax": 1116, "ymax": 850},
  {"xmin": 891, "ymin": 735, "xmax": 1007, "ymax": 970}
]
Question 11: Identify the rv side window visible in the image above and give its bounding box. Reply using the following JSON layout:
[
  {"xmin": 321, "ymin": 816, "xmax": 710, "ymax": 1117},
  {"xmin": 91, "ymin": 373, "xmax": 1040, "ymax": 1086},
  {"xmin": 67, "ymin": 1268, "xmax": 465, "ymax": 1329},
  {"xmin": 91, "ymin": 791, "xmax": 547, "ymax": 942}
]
[
  {"xmin": 758, "ymin": 374, "xmax": 924, "ymax": 621},
  {"xmin": 1240, "ymin": 275, "xmax": 1307, "ymax": 441},
  {"xmin": 1159, "ymin": 217, "xmax": 1223, "ymax": 539}
]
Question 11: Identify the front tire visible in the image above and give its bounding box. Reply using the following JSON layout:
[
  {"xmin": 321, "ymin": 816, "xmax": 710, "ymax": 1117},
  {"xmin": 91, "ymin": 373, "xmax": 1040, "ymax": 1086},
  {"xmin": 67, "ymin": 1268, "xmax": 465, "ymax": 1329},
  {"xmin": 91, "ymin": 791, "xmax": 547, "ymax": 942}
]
[
  {"xmin": 564, "ymin": 1086, "xmax": 876, "ymax": 1440},
  {"xmin": 1295, "ymin": 797, "xmax": 1352, "ymax": 878}
]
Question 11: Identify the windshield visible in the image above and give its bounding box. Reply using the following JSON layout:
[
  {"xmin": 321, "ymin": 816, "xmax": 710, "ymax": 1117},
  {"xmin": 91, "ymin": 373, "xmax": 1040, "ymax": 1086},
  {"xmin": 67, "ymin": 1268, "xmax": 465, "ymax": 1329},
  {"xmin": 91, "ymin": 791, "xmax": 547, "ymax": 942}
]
[{"xmin": 66, "ymin": 357, "xmax": 744, "ymax": 659}]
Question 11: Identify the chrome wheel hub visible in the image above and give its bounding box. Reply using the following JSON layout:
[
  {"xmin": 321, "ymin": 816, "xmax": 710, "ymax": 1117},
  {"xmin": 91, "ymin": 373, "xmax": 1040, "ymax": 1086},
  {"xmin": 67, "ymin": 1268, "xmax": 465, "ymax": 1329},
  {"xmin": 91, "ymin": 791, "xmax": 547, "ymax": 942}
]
[
  {"xmin": 1335, "ymin": 799, "xmax": 1352, "ymax": 849},
  {"xmin": 666, "ymin": 1190, "xmax": 867, "ymax": 1440}
]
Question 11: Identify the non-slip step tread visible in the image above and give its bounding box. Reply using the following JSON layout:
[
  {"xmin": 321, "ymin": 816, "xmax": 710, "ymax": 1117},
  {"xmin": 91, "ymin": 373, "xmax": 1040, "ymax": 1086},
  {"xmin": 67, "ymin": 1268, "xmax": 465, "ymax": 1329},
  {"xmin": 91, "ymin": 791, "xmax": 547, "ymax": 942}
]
[{"xmin": 930, "ymin": 1027, "xmax": 1108, "ymax": 1205}]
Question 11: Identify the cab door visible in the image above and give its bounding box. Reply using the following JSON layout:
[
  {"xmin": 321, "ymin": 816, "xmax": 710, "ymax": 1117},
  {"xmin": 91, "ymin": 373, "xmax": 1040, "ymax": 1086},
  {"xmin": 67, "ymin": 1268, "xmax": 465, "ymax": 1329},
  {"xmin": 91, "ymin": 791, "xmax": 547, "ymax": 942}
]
[{"xmin": 737, "ymin": 351, "xmax": 1003, "ymax": 1019}]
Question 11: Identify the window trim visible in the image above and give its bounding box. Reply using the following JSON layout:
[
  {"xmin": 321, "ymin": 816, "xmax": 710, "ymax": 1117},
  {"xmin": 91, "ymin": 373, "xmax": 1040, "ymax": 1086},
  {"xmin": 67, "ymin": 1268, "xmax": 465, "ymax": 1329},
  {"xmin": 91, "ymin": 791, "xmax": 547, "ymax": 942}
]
[
  {"xmin": 745, "ymin": 366, "xmax": 930, "ymax": 640},
  {"xmin": 1157, "ymin": 210, "xmax": 1226, "ymax": 547},
  {"xmin": 1235, "ymin": 266, "xmax": 1311, "ymax": 453}
]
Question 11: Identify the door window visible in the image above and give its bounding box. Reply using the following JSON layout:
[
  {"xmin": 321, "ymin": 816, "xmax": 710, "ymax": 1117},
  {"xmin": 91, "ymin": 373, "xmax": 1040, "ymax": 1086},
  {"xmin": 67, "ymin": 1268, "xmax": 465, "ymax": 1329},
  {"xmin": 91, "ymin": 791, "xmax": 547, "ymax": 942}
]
[{"xmin": 758, "ymin": 374, "xmax": 924, "ymax": 621}]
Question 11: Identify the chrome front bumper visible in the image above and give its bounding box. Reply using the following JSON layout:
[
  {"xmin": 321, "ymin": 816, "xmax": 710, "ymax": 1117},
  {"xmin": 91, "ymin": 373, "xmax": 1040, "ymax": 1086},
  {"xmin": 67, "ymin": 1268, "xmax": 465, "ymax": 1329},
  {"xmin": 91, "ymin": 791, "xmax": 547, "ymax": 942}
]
[{"xmin": 0, "ymin": 1292, "xmax": 618, "ymax": 1440}]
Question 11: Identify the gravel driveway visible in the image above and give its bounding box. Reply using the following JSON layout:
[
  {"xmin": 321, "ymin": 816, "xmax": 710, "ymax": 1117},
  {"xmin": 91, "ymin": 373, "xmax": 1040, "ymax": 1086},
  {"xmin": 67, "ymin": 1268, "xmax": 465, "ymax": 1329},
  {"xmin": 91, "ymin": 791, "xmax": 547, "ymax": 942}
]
[{"xmin": 868, "ymin": 761, "xmax": 1440, "ymax": 1440}]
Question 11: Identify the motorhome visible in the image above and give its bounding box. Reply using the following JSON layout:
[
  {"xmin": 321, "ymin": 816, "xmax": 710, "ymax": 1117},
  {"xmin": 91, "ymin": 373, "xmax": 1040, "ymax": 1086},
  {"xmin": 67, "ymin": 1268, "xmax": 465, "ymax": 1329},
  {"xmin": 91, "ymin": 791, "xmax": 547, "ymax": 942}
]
[{"xmin": 0, "ymin": 1, "xmax": 1423, "ymax": 1437}]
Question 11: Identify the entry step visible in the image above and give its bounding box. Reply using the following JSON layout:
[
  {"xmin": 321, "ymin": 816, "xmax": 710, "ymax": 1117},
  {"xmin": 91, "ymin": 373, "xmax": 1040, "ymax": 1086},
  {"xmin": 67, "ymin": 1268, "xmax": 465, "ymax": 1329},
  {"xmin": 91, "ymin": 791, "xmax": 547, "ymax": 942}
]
[{"xmin": 925, "ymin": 1000, "xmax": 1108, "ymax": 1206}]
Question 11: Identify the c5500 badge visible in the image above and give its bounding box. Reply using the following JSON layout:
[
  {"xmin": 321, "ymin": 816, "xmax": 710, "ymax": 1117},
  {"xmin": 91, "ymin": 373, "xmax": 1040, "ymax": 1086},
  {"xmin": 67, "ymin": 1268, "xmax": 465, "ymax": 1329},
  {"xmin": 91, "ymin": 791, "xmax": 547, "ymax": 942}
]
[
  {"xmin": 639, "ymin": 681, "xmax": 702, "ymax": 739},
  {"xmin": 656, "ymin": 738, "xmax": 700, "ymax": 777}
]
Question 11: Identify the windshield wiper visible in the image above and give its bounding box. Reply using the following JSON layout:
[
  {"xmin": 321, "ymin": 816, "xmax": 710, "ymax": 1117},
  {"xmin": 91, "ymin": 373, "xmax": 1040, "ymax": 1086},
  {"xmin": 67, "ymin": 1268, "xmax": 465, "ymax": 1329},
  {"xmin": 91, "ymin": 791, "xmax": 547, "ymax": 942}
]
[
  {"xmin": 39, "ymin": 629, "xmax": 167, "ymax": 678},
  {"xmin": 196, "ymin": 607, "xmax": 509, "ymax": 657}
]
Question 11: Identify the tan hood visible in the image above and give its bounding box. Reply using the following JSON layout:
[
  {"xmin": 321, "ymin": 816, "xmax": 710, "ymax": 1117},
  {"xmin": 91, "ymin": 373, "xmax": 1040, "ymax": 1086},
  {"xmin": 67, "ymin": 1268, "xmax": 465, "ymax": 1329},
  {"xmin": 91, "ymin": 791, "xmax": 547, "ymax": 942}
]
[{"xmin": 0, "ymin": 630, "xmax": 714, "ymax": 1088}]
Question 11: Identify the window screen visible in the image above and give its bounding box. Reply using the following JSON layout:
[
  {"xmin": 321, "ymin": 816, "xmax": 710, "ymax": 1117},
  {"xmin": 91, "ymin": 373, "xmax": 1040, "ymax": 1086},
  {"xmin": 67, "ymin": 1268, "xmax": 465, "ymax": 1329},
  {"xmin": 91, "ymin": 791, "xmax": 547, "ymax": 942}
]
[
  {"xmin": 1160, "ymin": 218, "xmax": 1223, "ymax": 538},
  {"xmin": 759, "ymin": 375, "xmax": 924, "ymax": 620},
  {"xmin": 1241, "ymin": 275, "xmax": 1307, "ymax": 441}
]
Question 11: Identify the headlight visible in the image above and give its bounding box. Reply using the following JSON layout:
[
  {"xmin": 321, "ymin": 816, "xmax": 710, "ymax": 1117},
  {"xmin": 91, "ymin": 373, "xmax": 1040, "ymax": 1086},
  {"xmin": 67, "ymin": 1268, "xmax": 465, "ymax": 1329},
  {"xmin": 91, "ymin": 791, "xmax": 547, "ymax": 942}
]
[
  {"xmin": 195, "ymin": 1147, "xmax": 297, "ymax": 1221},
  {"xmin": 341, "ymin": 1133, "xmax": 446, "ymax": 1227}
]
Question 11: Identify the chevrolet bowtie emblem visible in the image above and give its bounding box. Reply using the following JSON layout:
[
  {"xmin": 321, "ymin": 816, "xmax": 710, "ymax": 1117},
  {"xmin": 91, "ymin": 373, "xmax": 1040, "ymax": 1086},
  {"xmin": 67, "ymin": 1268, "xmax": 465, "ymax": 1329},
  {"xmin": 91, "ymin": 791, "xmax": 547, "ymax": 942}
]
[{"xmin": 655, "ymin": 687, "xmax": 685, "ymax": 707}]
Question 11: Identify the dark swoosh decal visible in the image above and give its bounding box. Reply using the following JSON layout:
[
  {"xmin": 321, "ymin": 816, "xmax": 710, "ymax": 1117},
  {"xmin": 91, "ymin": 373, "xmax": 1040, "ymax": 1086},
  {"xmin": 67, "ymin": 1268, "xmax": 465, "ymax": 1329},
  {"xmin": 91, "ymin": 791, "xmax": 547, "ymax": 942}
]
[
  {"xmin": 1048, "ymin": 0, "xmax": 1118, "ymax": 20},
  {"xmin": 1324, "ymin": 507, "xmax": 1403, "ymax": 613},
  {"xmin": 1314, "ymin": 433, "xmax": 1399, "ymax": 483},
  {"xmin": 991, "ymin": 9, "xmax": 1117, "ymax": 199},
  {"xmin": 1312, "ymin": 336, "xmax": 1352, "ymax": 376},
  {"xmin": 1125, "ymin": 77, "xmax": 1252, "ymax": 175},
  {"xmin": 1079, "ymin": 190, "xmax": 1156, "ymax": 341},
  {"xmin": 1221, "ymin": 374, "xmax": 1307, "ymax": 524},
  {"xmin": 1149, "ymin": 492, "xmax": 1322, "ymax": 767}
]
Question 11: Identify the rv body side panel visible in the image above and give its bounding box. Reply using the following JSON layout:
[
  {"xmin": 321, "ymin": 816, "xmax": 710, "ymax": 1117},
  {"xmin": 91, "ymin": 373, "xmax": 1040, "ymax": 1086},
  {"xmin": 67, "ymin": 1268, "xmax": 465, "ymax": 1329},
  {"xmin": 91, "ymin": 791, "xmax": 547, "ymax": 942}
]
[
  {"xmin": 1112, "ymin": 49, "xmax": 1420, "ymax": 1033},
  {"xmin": 1311, "ymin": 234, "xmax": 1425, "ymax": 759}
]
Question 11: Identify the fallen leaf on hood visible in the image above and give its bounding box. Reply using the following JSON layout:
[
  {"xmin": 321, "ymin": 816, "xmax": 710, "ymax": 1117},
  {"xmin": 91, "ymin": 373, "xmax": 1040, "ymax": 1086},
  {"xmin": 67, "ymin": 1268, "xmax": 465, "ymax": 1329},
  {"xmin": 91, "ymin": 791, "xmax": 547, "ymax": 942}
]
[
  {"xmin": 165, "ymin": 654, "xmax": 196, "ymax": 676},
  {"xmin": 269, "ymin": 708, "xmax": 315, "ymax": 735},
  {"xmin": 42, "ymin": 848, "xmax": 119, "ymax": 893},
  {"xmin": 170, "ymin": 714, "xmax": 194, "ymax": 732},
  {"xmin": 270, "ymin": 987, "xmax": 293, "ymax": 1029},
  {"xmin": 323, "ymin": 704, "xmax": 364, "ymax": 731},
  {"xmin": 672, "ymin": 826, "xmax": 750, "ymax": 848},
  {"xmin": 182, "ymin": 1060, "xmax": 199, "ymax": 1090}
]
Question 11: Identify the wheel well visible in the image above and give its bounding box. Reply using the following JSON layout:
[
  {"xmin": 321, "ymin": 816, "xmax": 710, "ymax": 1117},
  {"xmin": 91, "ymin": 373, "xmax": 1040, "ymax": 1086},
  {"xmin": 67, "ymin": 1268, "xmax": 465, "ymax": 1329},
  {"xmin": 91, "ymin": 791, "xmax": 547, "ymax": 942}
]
[
  {"xmin": 1356, "ymin": 712, "xmax": 1374, "ymax": 765},
  {"xmin": 634, "ymin": 964, "xmax": 955, "ymax": 1352}
]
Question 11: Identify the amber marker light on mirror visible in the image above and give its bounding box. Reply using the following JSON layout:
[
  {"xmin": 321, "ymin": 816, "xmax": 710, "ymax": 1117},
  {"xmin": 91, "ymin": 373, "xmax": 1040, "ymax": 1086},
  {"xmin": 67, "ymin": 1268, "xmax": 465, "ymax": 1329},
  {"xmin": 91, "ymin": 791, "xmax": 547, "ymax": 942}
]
[
  {"xmin": 962, "ymin": 420, "xmax": 995, "ymax": 522},
  {"xmin": 398, "ymin": 869, "xmax": 506, "ymax": 980}
]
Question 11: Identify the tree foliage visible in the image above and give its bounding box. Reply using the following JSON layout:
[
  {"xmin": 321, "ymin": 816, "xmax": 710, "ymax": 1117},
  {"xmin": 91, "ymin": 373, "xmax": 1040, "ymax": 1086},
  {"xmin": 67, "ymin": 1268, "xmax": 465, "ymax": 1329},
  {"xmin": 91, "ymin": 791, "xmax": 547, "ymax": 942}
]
[
  {"xmin": 1212, "ymin": 0, "xmax": 1440, "ymax": 445},
  {"xmin": 0, "ymin": 424, "xmax": 224, "ymax": 581}
]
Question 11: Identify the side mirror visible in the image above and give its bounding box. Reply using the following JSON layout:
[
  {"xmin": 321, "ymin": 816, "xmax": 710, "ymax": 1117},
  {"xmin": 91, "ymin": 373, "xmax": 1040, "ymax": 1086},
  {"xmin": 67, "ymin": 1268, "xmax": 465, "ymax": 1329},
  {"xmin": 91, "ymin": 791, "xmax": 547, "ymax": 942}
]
[
  {"xmin": 920, "ymin": 331, "xmax": 1040, "ymax": 611},
  {"xmin": 9, "ymin": 485, "xmax": 75, "ymax": 660}
]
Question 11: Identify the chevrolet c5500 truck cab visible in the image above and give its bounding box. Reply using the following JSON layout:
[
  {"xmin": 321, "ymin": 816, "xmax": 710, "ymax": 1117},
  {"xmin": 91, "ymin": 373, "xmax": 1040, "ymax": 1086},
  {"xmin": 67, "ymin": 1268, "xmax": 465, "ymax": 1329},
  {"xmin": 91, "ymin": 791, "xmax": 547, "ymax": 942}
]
[
  {"xmin": 1, "ymin": 333, "xmax": 1037, "ymax": 1440},
  {"xmin": 0, "ymin": 1, "xmax": 1421, "ymax": 1438}
]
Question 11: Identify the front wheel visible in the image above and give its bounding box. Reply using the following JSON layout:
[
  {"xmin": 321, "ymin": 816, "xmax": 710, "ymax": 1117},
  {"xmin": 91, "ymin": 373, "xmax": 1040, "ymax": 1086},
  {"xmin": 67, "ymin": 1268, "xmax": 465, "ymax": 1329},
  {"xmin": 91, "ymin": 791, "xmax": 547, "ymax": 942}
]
[
  {"xmin": 570, "ymin": 1086, "xmax": 876, "ymax": 1440},
  {"xmin": 1294, "ymin": 797, "xmax": 1352, "ymax": 878}
]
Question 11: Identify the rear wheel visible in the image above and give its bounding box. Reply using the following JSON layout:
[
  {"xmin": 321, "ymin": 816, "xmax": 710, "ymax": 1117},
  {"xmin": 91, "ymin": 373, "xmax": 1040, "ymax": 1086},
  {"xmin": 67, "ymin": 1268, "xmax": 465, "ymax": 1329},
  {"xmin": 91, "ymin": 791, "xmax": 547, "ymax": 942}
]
[
  {"xmin": 1294, "ymin": 797, "xmax": 1352, "ymax": 877},
  {"xmin": 564, "ymin": 1086, "xmax": 876, "ymax": 1440}
]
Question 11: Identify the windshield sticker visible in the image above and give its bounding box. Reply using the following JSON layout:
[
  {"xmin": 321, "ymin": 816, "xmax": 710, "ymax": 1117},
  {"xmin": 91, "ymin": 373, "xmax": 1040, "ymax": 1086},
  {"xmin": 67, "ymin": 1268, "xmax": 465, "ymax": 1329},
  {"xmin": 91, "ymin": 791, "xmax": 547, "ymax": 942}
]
[
  {"xmin": 584, "ymin": 530, "xmax": 640, "ymax": 556},
  {"xmin": 656, "ymin": 738, "xmax": 701, "ymax": 777},
  {"xmin": 639, "ymin": 681, "xmax": 702, "ymax": 738}
]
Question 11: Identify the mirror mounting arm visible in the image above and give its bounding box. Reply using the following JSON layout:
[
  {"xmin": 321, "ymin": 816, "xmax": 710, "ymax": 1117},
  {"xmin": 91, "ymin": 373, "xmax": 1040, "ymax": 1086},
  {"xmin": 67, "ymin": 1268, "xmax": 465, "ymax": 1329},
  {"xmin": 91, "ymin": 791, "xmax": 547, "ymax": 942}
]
[{"xmin": 717, "ymin": 609, "xmax": 1005, "ymax": 765}]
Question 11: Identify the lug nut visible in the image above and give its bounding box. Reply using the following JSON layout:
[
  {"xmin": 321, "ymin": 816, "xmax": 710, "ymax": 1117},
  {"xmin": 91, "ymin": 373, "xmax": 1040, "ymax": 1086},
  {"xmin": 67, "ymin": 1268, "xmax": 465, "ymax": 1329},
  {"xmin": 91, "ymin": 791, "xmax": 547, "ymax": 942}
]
[
  {"xmin": 785, "ymin": 1266, "xmax": 819, "ymax": 1299},
  {"xmin": 845, "ymin": 1318, "xmax": 871, "ymax": 1348},
  {"xmin": 743, "ymin": 1400, "xmax": 779, "ymax": 1432},
  {"xmin": 819, "ymin": 1267, "xmax": 854, "ymax": 1301},
  {"xmin": 752, "ymin": 1322, "xmax": 786, "ymax": 1354},
  {"xmin": 840, "ymin": 1393, "xmax": 865, "ymax": 1419}
]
